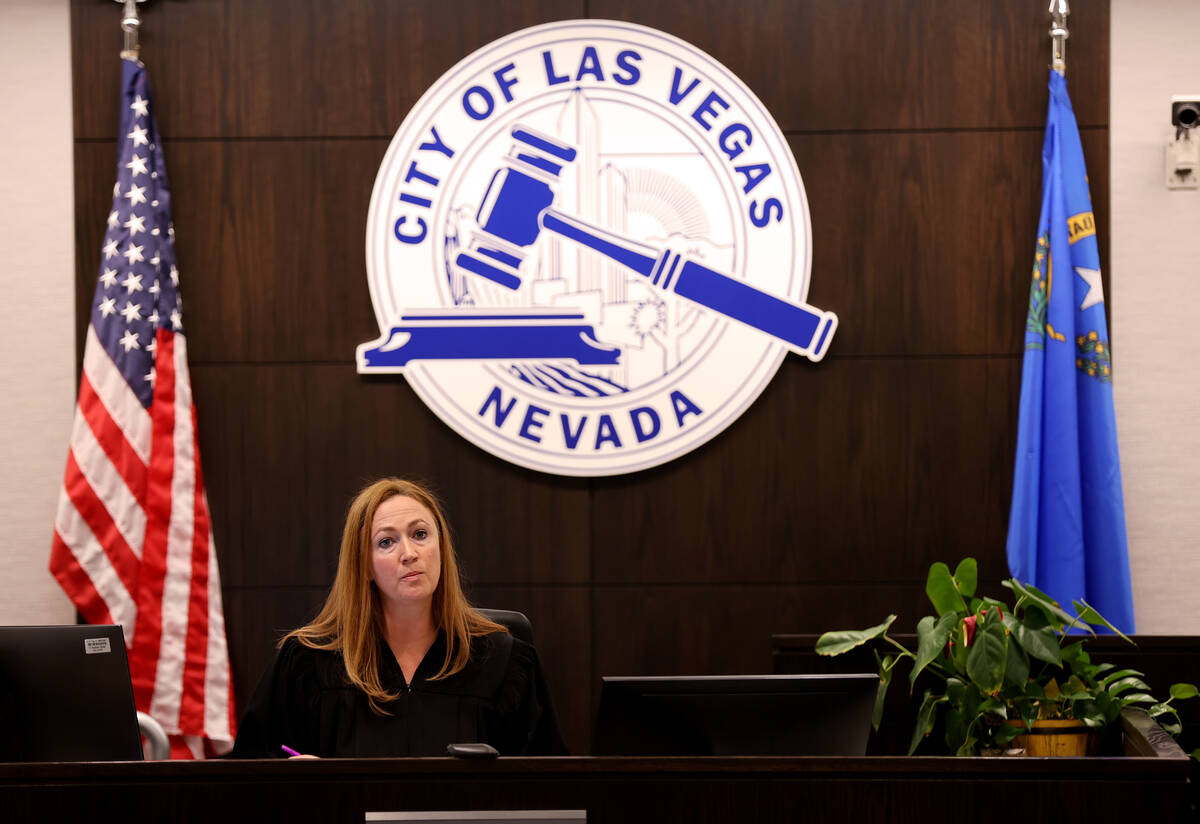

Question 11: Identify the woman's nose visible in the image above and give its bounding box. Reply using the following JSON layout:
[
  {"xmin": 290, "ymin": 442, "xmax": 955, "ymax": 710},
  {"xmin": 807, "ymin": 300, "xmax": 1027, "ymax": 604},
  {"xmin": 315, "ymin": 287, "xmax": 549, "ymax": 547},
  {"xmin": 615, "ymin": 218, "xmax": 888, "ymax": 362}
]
[{"xmin": 399, "ymin": 540, "xmax": 418, "ymax": 562}]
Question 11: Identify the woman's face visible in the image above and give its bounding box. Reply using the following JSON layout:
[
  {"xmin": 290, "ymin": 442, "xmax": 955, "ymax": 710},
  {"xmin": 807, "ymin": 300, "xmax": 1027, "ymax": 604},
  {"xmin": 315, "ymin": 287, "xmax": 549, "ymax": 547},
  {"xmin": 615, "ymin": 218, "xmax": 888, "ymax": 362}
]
[{"xmin": 369, "ymin": 495, "xmax": 442, "ymax": 611}]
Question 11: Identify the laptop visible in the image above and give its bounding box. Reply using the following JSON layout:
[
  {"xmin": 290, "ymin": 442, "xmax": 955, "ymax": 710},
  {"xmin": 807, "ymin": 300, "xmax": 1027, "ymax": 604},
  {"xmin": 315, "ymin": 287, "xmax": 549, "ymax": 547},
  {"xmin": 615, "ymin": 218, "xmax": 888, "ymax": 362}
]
[
  {"xmin": 592, "ymin": 673, "xmax": 878, "ymax": 756},
  {"xmin": 0, "ymin": 625, "xmax": 144, "ymax": 762}
]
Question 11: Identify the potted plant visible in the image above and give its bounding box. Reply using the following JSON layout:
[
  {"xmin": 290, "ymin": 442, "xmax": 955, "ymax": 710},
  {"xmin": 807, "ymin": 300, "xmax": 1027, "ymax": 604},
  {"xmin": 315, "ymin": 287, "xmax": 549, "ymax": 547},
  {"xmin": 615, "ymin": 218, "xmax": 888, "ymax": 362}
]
[{"xmin": 815, "ymin": 558, "xmax": 1198, "ymax": 756}]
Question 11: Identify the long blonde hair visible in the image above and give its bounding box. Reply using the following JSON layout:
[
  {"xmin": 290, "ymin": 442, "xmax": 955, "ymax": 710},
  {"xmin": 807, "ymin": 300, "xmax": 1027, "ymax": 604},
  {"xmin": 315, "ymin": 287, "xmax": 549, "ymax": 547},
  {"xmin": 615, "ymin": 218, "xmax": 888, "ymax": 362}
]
[{"xmin": 285, "ymin": 478, "xmax": 505, "ymax": 712}]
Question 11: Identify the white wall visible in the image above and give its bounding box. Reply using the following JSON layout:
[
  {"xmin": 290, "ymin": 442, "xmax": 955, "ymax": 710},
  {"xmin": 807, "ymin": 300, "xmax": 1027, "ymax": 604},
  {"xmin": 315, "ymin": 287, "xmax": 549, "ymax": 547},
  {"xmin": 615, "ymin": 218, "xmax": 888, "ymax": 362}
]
[
  {"xmin": 0, "ymin": 0, "xmax": 75, "ymax": 624},
  {"xmin": 1111, "ymin": 0, "xmax": 1200, "ymax": 634}
]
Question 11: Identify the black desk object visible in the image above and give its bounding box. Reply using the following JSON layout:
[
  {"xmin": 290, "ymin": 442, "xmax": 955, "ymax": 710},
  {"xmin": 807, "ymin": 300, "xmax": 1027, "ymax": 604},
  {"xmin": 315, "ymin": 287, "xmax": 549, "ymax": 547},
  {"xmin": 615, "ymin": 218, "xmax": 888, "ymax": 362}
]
[
  {"xmin": 592, "ymin": 673, "xmax": 877, "ymax": 756},
  {"xmin": 0, "ymin": 625, "xmax": 142, "ymax": 763}
]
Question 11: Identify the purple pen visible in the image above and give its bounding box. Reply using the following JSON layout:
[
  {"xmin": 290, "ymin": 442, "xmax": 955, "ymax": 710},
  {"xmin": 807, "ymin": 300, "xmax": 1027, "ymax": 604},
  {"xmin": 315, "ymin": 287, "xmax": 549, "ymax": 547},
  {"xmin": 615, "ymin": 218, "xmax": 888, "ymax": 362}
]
[{"xmin": 280, "ymin": 744, "xmax": 301, "ymax": 757}]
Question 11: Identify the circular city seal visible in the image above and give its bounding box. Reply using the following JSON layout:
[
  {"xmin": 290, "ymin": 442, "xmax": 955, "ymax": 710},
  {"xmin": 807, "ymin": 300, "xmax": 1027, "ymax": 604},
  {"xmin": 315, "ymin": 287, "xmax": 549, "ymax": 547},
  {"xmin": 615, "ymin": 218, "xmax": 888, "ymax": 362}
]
[{"xmin": 358, "ymin": 19, "xmax": 837, "ymax": 476}]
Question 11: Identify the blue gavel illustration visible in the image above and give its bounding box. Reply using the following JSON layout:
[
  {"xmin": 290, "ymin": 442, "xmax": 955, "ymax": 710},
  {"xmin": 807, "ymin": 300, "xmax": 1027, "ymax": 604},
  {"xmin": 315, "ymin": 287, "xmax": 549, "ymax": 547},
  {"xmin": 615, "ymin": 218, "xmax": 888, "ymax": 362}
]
[{"xmin": 455, "ymin": 126, "xmax": 838, "ymax": 362}]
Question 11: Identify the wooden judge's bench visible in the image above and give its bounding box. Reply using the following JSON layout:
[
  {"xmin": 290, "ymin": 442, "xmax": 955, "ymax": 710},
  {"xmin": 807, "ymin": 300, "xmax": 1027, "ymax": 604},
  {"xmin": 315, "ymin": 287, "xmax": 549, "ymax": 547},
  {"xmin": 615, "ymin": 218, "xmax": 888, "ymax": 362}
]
[
  {"xmin": 1, "ymin": 637, "xmax": 1195, "ymax": 822},
  {"xmin": 0, "ymin": 714, "xmax": 1190, "ymax": 824},
  {"xmin": 0, "ymin": 634, "xmax": 1195, "ymax": 822}
]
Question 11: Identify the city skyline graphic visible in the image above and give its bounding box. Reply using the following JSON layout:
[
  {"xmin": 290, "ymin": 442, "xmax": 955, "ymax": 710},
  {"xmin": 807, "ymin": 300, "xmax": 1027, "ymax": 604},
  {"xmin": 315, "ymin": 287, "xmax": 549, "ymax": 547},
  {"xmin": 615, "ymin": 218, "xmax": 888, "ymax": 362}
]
[{"xmin": 442, "ymin": 89, "xmax": 736, "ymax": 397}]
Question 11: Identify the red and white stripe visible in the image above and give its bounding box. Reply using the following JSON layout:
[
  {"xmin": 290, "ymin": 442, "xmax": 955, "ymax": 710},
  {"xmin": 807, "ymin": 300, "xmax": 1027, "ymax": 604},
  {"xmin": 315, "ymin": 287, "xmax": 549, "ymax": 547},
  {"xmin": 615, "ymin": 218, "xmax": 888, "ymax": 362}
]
[{"xmin": 50, "ymin": 325, "xmax": 235, "ymax": 755}]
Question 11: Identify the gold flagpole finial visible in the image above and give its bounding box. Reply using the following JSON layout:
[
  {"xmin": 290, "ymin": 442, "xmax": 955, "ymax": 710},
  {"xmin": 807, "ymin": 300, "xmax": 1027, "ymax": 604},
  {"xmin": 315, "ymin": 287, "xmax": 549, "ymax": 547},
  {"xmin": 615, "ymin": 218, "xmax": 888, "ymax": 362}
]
[{"xmin": 1049, "ymin": 0, "xmax": 1070, "ymax": 76}]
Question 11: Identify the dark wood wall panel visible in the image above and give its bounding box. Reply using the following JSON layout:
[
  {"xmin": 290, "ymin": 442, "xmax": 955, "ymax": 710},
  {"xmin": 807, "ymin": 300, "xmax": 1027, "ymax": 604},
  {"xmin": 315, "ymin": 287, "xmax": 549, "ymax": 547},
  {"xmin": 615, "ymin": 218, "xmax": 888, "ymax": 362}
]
[
  {"xmin": 72, "ymin": 0, "xmax": 587, "ymax": 139},
  {"xmin": 190, "ymin": 365, "xmax": 591, "ymax": 589},
  {"xmin": 901, "ymin": 357, "xmax": 1022, "ymax": 571},
  {"xmin": 221, "ymin": 586, "xmax": 329, "ymax": 712},
  {"xmin": 800, "ymin": 128, "xmax": 1109, "ymax": 358},
  {"xmin": 75, "ymin": 139, "xmax": 386, "ymax": 363},
  {"xmin": 592, "ymin": 584, "xmax": 934, "ymax": 679},
  {"xmin": 166, "ymin": 140, "xmax": 385, "ymax": 363},
  {"xmin": 592, "ymin": 357, "xmax": 1019, "ymax": 585},
  {"xmin": 467, "ymin": 585, "xmax": 592, "ymax": 751},
  {"xmin": 73, "ymin": 1, "xmax": 1108, "ymax": 139},
  {"xmin": 73, "ymin": 140, "xmax": 119, "ymax": 369},
  {"xmin": 69, "ymin": 0, "xmax": 1110, "ymax": 758},
  {"xmin": 800, "ymin": 131, "xmax": 1042, "ymax": 357},
  {"xmin": 589, "ymin": 0, "xmax": 1109, "ymax": 130}
]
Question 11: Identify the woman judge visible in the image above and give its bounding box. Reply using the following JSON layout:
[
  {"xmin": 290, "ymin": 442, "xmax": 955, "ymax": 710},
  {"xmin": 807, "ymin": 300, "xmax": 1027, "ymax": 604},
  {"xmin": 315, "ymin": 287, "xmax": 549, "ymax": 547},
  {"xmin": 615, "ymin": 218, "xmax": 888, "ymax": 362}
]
[{"xmin": 230, "ymin": 478, "xmax": 567, "ymax": 758}]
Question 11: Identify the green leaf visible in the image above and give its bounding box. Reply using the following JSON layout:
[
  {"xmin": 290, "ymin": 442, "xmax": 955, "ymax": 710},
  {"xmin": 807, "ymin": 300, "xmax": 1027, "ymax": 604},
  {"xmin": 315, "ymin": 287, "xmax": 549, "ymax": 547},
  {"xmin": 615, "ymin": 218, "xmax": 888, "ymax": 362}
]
[
  {"xmin": 951, "ymin": 678, "xmax": 983, "ymax": 723},
  {"xmin": 977, "ymin": 697, "xmax": 1007, "ymax": 717},
  {"xmin": 911, "ymin": 613, "xmax": 958, "ymax": 686},
  {"xmin": 1038, "ymin": 679, "xmax": 1062, "ymax": 718},
  {"xmin": 1118, "ymin": 692, "xmax": 1157, "ymax": 705},
  {"xmin": 955, "ymin": 736, "xmax": 978, "ymax": 757},
  {"xmin": 908, "ymin": 690, "xmax": 948, "ymax": 756},
  {"xmin": 949, "ymin": 629, "xmax": 969, "ymax": 674},
  {"xmin": 1073, "ymin": 600, "xmax": 1132, "ymax": 643},
  {"xmin": 1106, "ymin": 677, "xmax": 1152, "ymax": 696},
  {"xmin": 1061, "ymin": 641, "xmax": 1091, "ymax": 669},
  {"xmin": 872, "ymin": 651, "xmax": 894, "ymax": 730},
  {"xmin": 1005, "ymin": 579, "xmax": 1090, "ymax": 632},
  {"xmin": 1004, "ymin": 614, "xmax": 1062, "ymax": 666},
  {"xmin": 815, "ymin": 615, "xmax": 897, "ymax": 656},
  {"xmin": 1061, "ymin": 675, "xmax": 1092, "ymax": 699},
  {"xmin": 1004, "ymin": 634, "xmax": 1030, "ymax": 687},
  {"xmin": 1021, "ymin": 602, "xmax": 1052, "ymax": 630},
  {"xmin": 953, "ymin": 558, "xmax": 978, "ymax": 599},
  {"xmin": 1169, "ymin": 682, "xmax": 1199, "ymax": 700},
  {"xmin": 926, "ymin": 563, "xmax": 967, "ymax": 616},
  {"xmin": 966, "ymin": 620, "xmax": 1007, "ymax": 693},
  {"xmin": 1021, "ymin": 582, "xmax": 1067, "ymax": 608},
  {"xmin": 1091, "ymin": 692, "xmax": 1116, "ymax": 717},
  {"xmin": 944, "ymin": 708, "xmax": 966, "ymax": 753},
  {"xmin": 1098, "ymin": 669, "xmax": 1144, "ymax": 687},
  {"xmin": 995, "ymin": 726, "xmax": 1023, "ymax": 746},
  {"xmin": 1148, "ymin": 702, "xmax": 1180, "ymax": 722}
]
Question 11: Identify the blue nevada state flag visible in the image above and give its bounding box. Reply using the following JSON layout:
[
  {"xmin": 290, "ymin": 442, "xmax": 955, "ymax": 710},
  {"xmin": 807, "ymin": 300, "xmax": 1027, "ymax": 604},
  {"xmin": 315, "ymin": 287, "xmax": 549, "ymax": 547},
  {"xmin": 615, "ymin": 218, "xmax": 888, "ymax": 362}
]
[{"xmin": 1006, "ymin": 70, "xmax": 1135, "ymax": 632}]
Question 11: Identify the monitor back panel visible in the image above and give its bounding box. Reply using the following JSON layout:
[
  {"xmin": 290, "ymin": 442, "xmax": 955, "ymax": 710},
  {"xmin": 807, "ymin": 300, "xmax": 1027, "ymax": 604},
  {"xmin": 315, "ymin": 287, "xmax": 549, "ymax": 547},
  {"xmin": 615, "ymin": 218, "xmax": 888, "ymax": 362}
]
[
  {"xmin": 592, "ymin": 674, "xmax": 878, "ymax": 756},
  {"xmin": 0, "ymin": 625, "xmax": 143, "ymax": 762}
]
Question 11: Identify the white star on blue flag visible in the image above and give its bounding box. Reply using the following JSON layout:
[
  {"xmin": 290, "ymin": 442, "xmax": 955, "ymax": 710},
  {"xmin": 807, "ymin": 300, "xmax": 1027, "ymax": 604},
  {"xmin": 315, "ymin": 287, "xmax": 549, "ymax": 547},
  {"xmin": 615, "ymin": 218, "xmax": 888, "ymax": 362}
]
[{"xmin": 90, "ymin": 63, "xmax": 186, "ymax": 402}]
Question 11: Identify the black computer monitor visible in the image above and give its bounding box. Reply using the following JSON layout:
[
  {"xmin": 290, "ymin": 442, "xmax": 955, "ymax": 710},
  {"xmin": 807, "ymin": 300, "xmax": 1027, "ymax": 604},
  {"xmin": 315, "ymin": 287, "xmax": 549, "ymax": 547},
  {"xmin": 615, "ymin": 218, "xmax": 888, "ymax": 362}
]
[
  {"xmin": 592, "ymin": 673, "xmax": 878, "ymax": 756},
  {"xmin": 0, "ymin": 625, "xmax": 144, "ymax": 762}
]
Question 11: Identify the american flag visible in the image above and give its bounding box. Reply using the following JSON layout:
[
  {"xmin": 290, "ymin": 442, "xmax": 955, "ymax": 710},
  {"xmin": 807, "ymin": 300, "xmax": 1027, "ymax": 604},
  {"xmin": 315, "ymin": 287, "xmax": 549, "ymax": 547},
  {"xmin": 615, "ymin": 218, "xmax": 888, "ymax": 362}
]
[{"xmin": 50, "ymin": 58, "xmax": 235, "ymax": 758}]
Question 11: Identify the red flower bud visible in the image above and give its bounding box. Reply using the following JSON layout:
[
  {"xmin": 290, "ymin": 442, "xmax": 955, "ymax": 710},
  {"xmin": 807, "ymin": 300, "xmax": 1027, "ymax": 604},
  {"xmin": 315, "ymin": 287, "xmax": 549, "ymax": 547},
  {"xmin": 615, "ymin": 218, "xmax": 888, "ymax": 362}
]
[
  {"xmin": 963, "ymin": 615, "xmax": 978, "ymax": 646},
  {"xmin": 961, "ymin": 608, "xmax": 1002, "ymax": 647},
  {"xmin": 943, "ymin": 608, "xmax": 1005, "ymax": 658}
]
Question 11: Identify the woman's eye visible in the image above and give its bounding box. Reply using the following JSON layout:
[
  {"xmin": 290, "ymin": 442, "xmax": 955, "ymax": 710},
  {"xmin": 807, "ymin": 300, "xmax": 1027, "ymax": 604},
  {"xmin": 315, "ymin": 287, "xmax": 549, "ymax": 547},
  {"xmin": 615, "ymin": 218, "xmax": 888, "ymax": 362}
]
[
  {"xmin": 377, "ymin": 537, "xmax": 395, "ymax": 550},
  {"xmin": 413, "ymin": 529, "xmax": 428, "ymax": 541}
]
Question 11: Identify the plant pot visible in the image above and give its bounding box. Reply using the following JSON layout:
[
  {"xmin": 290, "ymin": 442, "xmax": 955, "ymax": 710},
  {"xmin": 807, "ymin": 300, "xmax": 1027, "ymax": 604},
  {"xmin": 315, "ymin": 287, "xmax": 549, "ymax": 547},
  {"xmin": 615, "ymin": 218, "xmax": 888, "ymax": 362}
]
[{"xmin": 1007, "ymin": 719, "xmax": 1100, "ymax": 757}]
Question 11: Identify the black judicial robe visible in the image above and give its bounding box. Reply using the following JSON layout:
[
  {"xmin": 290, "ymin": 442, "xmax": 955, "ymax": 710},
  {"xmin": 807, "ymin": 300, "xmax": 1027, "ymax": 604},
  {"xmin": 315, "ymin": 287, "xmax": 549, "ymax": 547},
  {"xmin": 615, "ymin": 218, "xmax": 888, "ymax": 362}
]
[{"xmin": 229, "ymin": 631, "xmax": 567, "ymax": 758}]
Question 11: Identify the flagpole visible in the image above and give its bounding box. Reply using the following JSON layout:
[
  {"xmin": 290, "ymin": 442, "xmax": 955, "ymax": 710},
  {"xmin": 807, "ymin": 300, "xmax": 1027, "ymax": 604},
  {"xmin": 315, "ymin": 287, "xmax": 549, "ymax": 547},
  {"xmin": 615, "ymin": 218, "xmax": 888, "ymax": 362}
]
[
  {"xmin": 1049, "ymin": 0, "xmax": 1069, "ymax": 76},
  {"xmin": 116, "ymin": 0, "xmax": 147, "ymax": 60}
]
